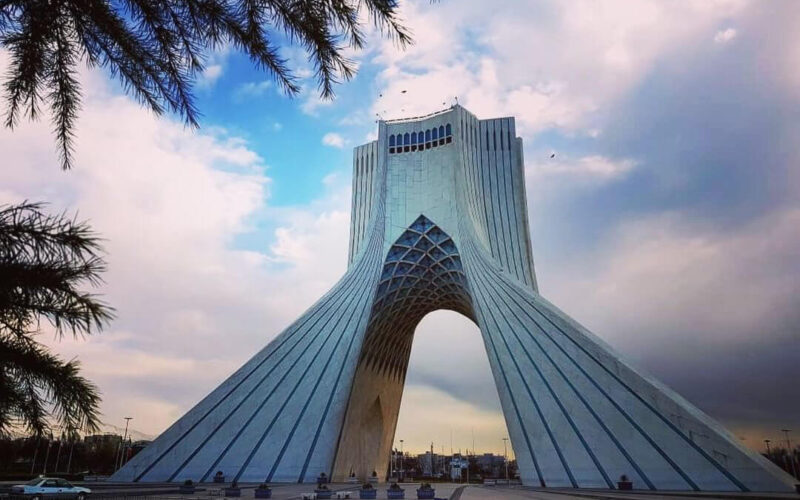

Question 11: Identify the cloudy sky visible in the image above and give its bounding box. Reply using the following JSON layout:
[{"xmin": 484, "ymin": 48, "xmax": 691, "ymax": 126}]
[{"xmin": 2, "ymin": 0, "xmax": 799, "ymax": 456}]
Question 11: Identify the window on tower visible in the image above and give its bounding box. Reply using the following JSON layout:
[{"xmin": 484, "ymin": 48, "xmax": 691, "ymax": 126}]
[{"xmin": 385, "ymin": 122, "xmax": 456, "ymax": 154}]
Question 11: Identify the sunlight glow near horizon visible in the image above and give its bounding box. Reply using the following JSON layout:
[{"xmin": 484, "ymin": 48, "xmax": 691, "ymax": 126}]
[{"xmin": 395, "ymin": 311, "xmax": 514, "ymax": 457}]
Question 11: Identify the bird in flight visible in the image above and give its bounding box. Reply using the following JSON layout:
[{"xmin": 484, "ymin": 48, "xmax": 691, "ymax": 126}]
[{"xmin": 550, "ymin": 153, "xmax": 556, "ymax": 158}]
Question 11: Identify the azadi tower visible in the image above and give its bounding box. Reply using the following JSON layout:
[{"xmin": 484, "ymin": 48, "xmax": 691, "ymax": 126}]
[{"xmin": 113, "ymin": 106, "xmax": 796, "ymax": 492}]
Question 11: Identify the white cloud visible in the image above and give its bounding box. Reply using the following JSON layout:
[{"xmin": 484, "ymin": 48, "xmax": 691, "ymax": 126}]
[
  {"xmin": 197, "ymin": 64, "xmax": 223, "ymax": 88},
  {"xmin": 714, "ymin": 27, "xmax": 738, "ymax": 43},
  {"xmin": 302, "ymin": 93, "xmax": 335, "ymax": 115},
  {"xmin": 234, "ymin": 80, "xmax": 272, "ymax": 99},
  {"xmin": 322, "ymin": 132, "xmax": 346, "ymax": 148},
  {"xmin": 368, "ymin": 0, "xmax": 749, "ymax": 135},
  {"xmin": 529, "ymin": 155, "xmax": 638, "ymax": 179},
  {"xmin": 338, "ymin": 110, "xmax": 371, "ymax": 126},
  {"xmin": 196, "ymin": 44, "xmax": 232, "ymax": 89},
  {"xmin": 0, "ymin": 58, "xmax": 353, "ymax": 437}
]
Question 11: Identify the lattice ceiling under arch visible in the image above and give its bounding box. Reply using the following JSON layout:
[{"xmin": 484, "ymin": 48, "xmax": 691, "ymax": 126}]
[{"xmin": 359, "ymin": 215, "xmax": 475, "ymax": 380}]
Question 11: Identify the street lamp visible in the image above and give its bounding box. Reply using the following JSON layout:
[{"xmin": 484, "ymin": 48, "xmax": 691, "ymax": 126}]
[
  {"xmin": 765, "ymin": 439, "xmax": 772, "ymax": 456},
  {"xmin": 391, "ymin": 443, "xmax": 395, "ymax": 478},
  {"xmin": 781, "ymin": 429, "xmax": 798, "ymax": 479},
  {"xmin": 400, "ymin": 439, "xmax": 404, "ymax": 481},
  {"xmin": 502, "ymin": 437, "xmax": 509, "ymax": 483},
  {"xmin": 116, "ymin": 417, "xmax": 133, "ymax": 471}
]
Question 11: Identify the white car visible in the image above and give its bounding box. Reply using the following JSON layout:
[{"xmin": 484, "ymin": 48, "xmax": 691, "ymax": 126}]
[{"xmin": 10, "ymin": 477, "xmax": 91, "ymax": 500}]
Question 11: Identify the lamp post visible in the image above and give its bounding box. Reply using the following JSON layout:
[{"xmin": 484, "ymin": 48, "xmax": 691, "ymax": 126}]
[
  {"xmin": 116, "ymin": 417, "xmax": 133, "ymax": 471},
  {"xmin": 781, "ymin": 429, "xmax": 797, "ymax": 479},
  {"xmin": 502, "ymin": 437, "xmax": 509, "ymax": 484},
  {"xmin": 765, "ymin": 439, "xmax": 772, "ymax": 456},
  {"xmin": 400, "ymin": 439, "xmax": 404, "ymax": 481}
]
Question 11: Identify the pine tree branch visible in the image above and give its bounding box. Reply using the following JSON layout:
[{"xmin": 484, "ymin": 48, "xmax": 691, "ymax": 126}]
[
  {"xmin": 47, "ymin": 8, "xmax": 82, "ymax": 170},
  {"xmin": 1, "ymin": 0, "xmax": 412, "ymax": 169},
  {"xmin": 0, "ymin": 202, "xmax": 115, "ymax": 341},
  {"xmin": 1, "ymin": 335, "xmax": 101, "ymax": 436}
]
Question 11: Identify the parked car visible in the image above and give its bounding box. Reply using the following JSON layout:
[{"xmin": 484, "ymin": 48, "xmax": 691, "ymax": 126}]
[{"xmin": 10, "ymin": 477, "xmax": 91, "ymax": 499}]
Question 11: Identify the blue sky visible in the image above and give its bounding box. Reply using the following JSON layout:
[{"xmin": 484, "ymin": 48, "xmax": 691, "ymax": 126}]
[
  {"xmin": 1, "ymin": 0, "xmax": 799, "ymax": 456},
  {"xmin": 193, "ymin": 47, "xmax": 381, "ymax": 206}
]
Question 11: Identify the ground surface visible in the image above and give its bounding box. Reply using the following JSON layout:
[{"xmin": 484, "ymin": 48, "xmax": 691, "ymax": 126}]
[{"xmin": 2, "ymin": 482, "xmax": 798, "ymax": 500}]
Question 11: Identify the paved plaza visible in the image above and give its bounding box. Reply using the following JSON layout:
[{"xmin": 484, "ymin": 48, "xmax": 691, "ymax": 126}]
[{"xmin": 11, "ymin": 482, "xmax": 794, "ymax": 500}]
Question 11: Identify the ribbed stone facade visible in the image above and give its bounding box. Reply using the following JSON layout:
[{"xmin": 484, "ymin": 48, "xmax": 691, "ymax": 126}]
[{"xmin": 112, "ymin": 106, "xmax": 795, "ymax": 492}]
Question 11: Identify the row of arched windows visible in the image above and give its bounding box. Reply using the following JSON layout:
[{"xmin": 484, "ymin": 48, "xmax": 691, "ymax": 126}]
[{"xmin": 388, "ymin": 123, "xmax": 452, "ymax": 154}]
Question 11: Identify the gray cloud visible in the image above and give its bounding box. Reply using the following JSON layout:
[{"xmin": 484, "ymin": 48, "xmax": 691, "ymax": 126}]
[{"xmin": 524, "ymin": 2, "xmax": 800, "ymax": 444}]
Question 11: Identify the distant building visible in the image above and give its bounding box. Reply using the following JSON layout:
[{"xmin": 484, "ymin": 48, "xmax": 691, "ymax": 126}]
[
  {"xmin": 477, "ymin": 453, "xmax": 505, "ymax": 478},
  {"xmin": 417, "ymin": 451, "xmax": 438, "ymax": 477},
  {"xmin": 450, "ymin": 454, "xmax": 469, "ymax": 481}
]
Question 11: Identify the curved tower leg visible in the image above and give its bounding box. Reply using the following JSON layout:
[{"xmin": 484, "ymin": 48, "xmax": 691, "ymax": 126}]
[
  {"xmin": 462, "ymin": 238, "xmax": 794, "ymax": 491},
  {"xmin": 111, "ymin": 223, "xmax": 385, "ymax": 483}
]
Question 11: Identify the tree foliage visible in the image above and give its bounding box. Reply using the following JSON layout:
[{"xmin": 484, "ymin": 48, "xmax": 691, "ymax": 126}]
[
  {"xmin": 0, "ymin": 0, "xmax": 411, "ymax": 169},
  {"xmin": 0, "ymin": 202, "xmax": 114, "ymax": 437}
]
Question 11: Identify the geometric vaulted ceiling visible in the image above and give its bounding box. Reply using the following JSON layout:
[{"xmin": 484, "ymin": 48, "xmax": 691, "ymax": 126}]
[{"xmin": 358, "ymin": 215, "xmax": 474, "ymax": 380}]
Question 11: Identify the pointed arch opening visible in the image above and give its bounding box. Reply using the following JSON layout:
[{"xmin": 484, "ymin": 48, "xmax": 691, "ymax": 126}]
[
  {"xmin": 333, "ymin": 215, "xmax": 512, "ymax": 482},
  {"xmin": 394, "ymin": 310, "xmax": 513, "ymax": 481}
]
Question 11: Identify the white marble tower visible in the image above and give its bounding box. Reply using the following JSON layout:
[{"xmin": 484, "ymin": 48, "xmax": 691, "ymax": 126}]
[{"xmin": 112, "ymin": 106, "xmax": 796, "ymax": 492}]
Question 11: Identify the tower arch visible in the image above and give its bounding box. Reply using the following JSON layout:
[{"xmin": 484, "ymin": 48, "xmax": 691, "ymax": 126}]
[{"xmin": 332, "ymin": 214, "xmax": 473, "ymax": 479}]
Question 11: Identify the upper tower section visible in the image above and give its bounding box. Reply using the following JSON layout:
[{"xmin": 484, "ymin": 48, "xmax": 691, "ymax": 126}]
[{"xmin": 348, "ymin": 105, "xmax": 538, "ymax": 291}]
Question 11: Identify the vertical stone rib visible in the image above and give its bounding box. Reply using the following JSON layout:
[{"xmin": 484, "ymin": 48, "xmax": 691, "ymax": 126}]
[{"xmin": 348, "ymin": 154, "xmax": 356, "ymax": 264}]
